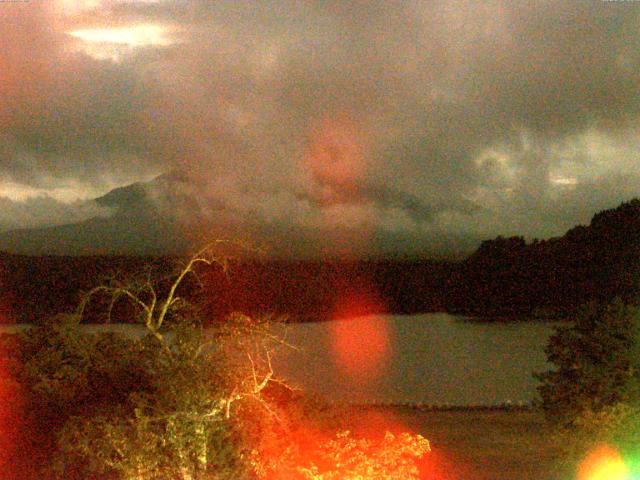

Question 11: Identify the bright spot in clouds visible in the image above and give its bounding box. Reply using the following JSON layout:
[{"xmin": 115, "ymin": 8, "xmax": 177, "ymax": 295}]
[
  {"xmin": 550, "ymin": 176, "xmax": 578, "ymax": 186},
  {"xmin": 0, "ymin": 182, "xmax": 84, "ymax": 202},
  {"xmin": 68, "ymin": 24, "xmax": 172, "ymax": 46},
  {"xmin": 67, "ymin": 24, "xmax": 178, "ymax": 60}
]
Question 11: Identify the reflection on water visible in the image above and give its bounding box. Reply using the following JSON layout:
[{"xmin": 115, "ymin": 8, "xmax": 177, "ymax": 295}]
[{"xmin": 272, "ymin": 313, "xmax": 558, "ymax": 406}]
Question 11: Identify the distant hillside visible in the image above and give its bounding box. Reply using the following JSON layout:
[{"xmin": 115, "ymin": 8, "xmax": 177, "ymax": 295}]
[
  {"xmin": 448, "ymin": 198, "xmax": 640, "ymax": 317},
  {"xmin": 2, "ymin": 199, "xmax": 640, "ymax": 323},
  {"xmin": 0, "ymin": 171, "xmax": 475, "ymax": 259},
  {"xmin": 0, "ymin": 254, "xmax": 452, "ymax": 324},
  {"xmin": 0, "ymin": 172, "xmax": 204, "ymax": 256}
]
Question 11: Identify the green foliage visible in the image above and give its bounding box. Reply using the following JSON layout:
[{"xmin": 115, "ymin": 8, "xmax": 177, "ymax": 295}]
[
  {"xmin": 0, "ymin": 314, "xmax": 152, "ymax": 477},
  {"xmin": 2, "ymin": 246, "xmax": 286, "ymax": 479},
  {"xmin": 51, "ymin": 322, "xmax": 248, "ymax": 480},
  {"xmin": 14, "ymin": 314, "xmax": 147, "ymax": 413},
  {"xmin": 537, "ymin": 298, "xmax": 640, "ymax": 429}
]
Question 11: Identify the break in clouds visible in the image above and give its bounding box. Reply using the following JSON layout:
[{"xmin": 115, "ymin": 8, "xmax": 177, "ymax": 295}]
[{"xmin": 1, "ymin": 0, "xmax": 639, "ymax": 256}]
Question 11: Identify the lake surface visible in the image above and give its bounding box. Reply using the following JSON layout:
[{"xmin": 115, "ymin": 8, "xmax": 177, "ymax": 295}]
[
  {"xmin": 1, "ymin": 313, "xmax": 558, "ymax": 406},
  {"xmin": 271, "ymin": 313, "xmax": 558, "ymax": 406}
]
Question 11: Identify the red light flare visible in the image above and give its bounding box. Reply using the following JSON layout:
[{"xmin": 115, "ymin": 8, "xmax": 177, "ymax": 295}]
[
  {"xmin": 306, "ymin": 110, "xmax": 393, "ymax": 384},
  {"xmin": 236, "ymin": 386, "xmax": 333, "ymax": 478},
  {"xmin": 302, "ymin": 115, "xmax": 378, "ymax": 257},
  {"xmin": 329, "ymin": 284, "xmax": 391, "ymax": 384},
  {"xmin": 247, "ymin": 394, "xmax": 436, "ymax": 479},
  {"xmin": 305, "ymin": 116, "xmax": 368, "ymax": 193},
  {"xmin": 577, "ymin": 444, "xmax": 629, "ymax": 480},
  {"xmin": 0, "ymin": 338, "xmax": 24, "ymax": 479},
  {"xmin": 0, "ymin": 259, "xmax": 24, "ymax": 478}
]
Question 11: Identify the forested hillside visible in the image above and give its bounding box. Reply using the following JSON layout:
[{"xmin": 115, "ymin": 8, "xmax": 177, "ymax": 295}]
[
  {"xmin": 449, "ymin": 199, "xmax": 640, "ymax": 317},
  {"xmin": 0, "ymin": 254, "xmax": 451, "ymax": 323}
]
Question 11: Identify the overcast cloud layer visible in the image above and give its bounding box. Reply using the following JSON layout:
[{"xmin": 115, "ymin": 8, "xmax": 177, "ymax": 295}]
[{"xmin": 1, "ymin": 0, "xmax": 639, "ymax": 256}]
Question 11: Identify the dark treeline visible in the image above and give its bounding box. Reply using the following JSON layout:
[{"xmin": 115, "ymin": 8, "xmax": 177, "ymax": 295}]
[
  {"xmin": 2, "ymin": 198, "xmax": 640, "ymax": 323},
  {"xmin": 0, "ymin": 253, "xmax": 452, "ymax": 323},
  {"xmin": 448, "ymin": 198, "xmax": 640, "ymax": 318}
]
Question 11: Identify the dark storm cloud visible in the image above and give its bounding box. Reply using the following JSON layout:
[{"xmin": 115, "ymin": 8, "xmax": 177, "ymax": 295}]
[
  {"xmin": 1, "ymin": 0, "xmax": 639, "ymax": 253},
  {"xmin": 0, "ymin": 2, "xmax": 166, "ymax": 189},
  {"xmin": 6, "ymin": 60, "xmax": 156, "ymax": 187}
]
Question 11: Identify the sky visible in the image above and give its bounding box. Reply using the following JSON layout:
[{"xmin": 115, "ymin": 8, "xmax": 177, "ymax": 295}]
[{"xmin": 0, "ymin": 0, "xmax": 639, "ymax": 257}]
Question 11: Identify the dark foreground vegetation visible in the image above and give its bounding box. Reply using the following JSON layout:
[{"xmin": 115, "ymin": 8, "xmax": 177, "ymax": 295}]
[
  {"xmin": 2, "ymin": 198, "xmax": 640, "ymax": 323},
  {"xmin": 534, "ymin": 298, "xmax": 640, "ymax": 477}
]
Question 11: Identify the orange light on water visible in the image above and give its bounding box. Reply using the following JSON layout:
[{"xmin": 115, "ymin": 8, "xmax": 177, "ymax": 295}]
[
  {"xmin": 578, "ymin": 444, "xmax": 629, "ymax": 480},
  {"xmin": 330, "ymin": 315, "xmax": 390, "ymax": 382},
  {"xmin": 329, "ymin": 287, "xmax": 391, "ymax": 382}
]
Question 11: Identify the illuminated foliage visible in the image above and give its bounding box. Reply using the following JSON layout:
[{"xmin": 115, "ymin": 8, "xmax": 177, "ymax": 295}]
[
  {"xmin": 293, "ymin": 430, "xmax": 430, "ymax": 480},
  {"xmin": 4, "ymin": 244, "xmax": 286, "ymax": 479},
  {"xmin": 537, "ymin": 299, "xmax": 640, "ymax": 476},
  {"xmin": 250, "ymin": 418, "xmax": 430, "ymax": 480},
  {"xmin": 51, "ymin": 318, "xmax": 258, "ymax": 480},
  {"xmin": 536, "ymin": 299, "xmax": 640, "ymax": 429}
]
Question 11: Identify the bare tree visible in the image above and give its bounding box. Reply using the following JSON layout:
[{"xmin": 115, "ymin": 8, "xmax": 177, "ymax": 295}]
[{"xmin": 48, "ymin": 242, "xmax": 292, "ymax": 480}]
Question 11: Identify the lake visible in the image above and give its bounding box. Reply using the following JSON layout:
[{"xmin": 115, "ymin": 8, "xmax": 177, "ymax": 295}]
[
  {"xmin": 271, "ymin": 313, "xmax": 558, "ymax": 406},
  {"xmin": 0, "ymin": 313, "xmax": 558, "ymax": 406}
]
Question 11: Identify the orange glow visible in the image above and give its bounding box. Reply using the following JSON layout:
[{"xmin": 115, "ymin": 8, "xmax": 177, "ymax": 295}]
[
  {"xmin": 0, "ymin": 2, "xmax": 55, "ymax": 114},
  {"xmin": 329, "ymin": 286, "xmax": 391, "ymax": 382},
  {"xmin": 0, "ymin": 256, "xmax": 21, "ymax": 476},
  {"xmin": 0, "ymin": 339, "xmax": 22, "ymax": 478},
  {"xmin": 306, "ymin": 116, "xmax": 367, "ymax": 193},
  {"xmin": 578, "ymin": 444, "xmax": 629, "ymax": 480},
  {"xmin": 330, "ymin": 315, "xmax": 390, "ymax": 381},
  {"xmin": 248, "ymin": 399, "xmax": 433, "ymax": 479}
]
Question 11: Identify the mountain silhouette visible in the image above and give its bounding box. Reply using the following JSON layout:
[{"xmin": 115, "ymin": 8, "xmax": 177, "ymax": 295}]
[
  {"xmin": 0, "ymin": 171, "xmax": 474, "ymax": 258},
  {"xmin": 0, "ymin": 171, "xmax": 210, "ymax": 255}
]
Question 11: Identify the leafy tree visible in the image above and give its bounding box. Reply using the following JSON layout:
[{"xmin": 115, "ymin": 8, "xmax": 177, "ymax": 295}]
[
  {"xmin": 536, "ymin": 298, "xmax": 640, "ymax": 429},
  {"xmin": 0, "ymin": 313, "xmax": 151, "ymax": 479},
  {"xmin": 4, "ymin": 244, "xmax": 285, "ymax": 479}
]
